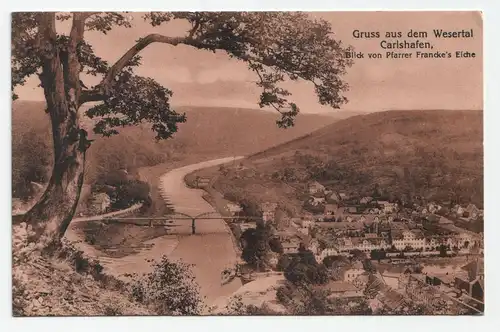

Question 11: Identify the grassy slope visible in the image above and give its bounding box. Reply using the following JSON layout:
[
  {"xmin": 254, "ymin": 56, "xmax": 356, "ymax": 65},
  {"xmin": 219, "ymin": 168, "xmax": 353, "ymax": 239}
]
[
  {"xmin": 206, "ymin": 110, "xmax": 483, "ymax": 214},
  {"xmin": 12, "ymin": 224, "xmax": 150, "ymax": 316}
]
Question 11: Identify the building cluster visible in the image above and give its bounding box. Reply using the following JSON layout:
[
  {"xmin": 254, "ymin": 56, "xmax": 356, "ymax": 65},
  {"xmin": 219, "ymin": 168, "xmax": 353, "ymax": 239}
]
[
  {"xmin": 221, "ymin": 176, "xmax": 484, "ymax": 314},
  {"xmin": 250, "ymin": 179, "xmax": 483, "ymax": 261}
]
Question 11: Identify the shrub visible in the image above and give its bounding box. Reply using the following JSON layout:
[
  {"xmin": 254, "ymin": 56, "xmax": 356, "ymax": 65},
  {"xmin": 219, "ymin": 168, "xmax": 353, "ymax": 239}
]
[
  {"xmin": 130, "ymin": 256, "xmax": 204, "ymax": 315},
  {"xmin": 12, "ymin": 130, "xmax": 51, "ymax": 199},
  {"xmin": 224, "ymin": 295, "xmax": 278, "ymax": 315},
  {"xmin": 103, "ymin": 304, "xmax": 122, "ymax": 316},
  {"xmin": 12, "ymin": 276, "xmax": 27, "ymax": 316},
  {"xmin": 284, "ymin": 250, "xmax": 329, "ymax": 285},
  {"xmin": 95, "ymin": 170, "xmax": 129, "ymax": 188},
  {"xmin": 113, "ymin": 180, "xmax": 151, "ymax": 209}
]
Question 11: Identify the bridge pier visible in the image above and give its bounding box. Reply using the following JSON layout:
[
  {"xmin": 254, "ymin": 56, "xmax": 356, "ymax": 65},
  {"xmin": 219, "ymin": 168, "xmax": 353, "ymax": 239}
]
[{"xmin": 192, "ymin": 218, "xmax": 196, "ymax": 235}]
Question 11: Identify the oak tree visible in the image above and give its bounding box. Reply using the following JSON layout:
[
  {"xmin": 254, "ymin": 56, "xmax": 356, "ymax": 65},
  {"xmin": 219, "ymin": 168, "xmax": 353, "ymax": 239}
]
[{"xmin": 12, "ymin": 12, "xmax": 352, "ymax": 246}]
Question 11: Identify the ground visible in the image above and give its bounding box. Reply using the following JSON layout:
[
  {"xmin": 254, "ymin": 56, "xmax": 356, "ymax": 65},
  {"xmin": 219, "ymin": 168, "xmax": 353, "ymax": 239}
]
[{"xmin": 12, "ymin": 224, "xmax": 150, "ymax": 316}]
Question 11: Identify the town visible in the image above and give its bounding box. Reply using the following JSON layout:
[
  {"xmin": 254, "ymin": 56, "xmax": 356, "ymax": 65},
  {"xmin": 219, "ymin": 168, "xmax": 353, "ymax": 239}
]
[{"xmin": 218, "ymin": 179, "xmax": 484, "ymax": 314}]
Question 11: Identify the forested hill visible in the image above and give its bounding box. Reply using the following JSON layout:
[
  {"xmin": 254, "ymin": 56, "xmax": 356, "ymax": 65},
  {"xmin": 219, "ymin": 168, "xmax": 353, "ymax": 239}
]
[
  {"xmin": 212, "ymin": 110, "xmax": 483, "ymax": 211},
  {"xmin": 12, "ymin": 100, "xmax": 354, "ymax": 187}
]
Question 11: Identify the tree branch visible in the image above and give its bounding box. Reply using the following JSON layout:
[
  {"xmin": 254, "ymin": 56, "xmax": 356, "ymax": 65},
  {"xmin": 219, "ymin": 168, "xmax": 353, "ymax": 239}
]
[
  {"xmin": 80, "ymin": 89, "xmax": 106, "ymax": 103},
  {"xmin": 37, "ymin": 12, "xmax": 57, "ymax": 47},
  {"xmin": 101, "ymin": 34, "xmax": 192, "ymax": 93},
  {"xmin": 69, "ymin": 12, "xmax": 88, "ymax": 45},
  {"xmin": 188, "ymin": 15, "xmax": 201, "ymax": 38}
]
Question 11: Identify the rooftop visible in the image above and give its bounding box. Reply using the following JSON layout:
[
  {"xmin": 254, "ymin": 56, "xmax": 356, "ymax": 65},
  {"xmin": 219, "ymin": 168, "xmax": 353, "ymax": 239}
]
[{"xmin": 318, "ymin": 281, "xmax": 359, "ymax": 293}]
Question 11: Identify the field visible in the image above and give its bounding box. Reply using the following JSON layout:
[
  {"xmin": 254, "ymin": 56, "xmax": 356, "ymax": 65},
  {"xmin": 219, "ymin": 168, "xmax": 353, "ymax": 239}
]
[{"xmin": 195, "ymin": 110, "xmax": 483, "ymax": 215}]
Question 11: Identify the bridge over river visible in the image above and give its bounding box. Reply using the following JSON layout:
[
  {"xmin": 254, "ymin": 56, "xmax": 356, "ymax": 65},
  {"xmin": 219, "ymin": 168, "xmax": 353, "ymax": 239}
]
[{"xmin": 66, "ymin": 156, "xmax": 246, "ymax": 312}]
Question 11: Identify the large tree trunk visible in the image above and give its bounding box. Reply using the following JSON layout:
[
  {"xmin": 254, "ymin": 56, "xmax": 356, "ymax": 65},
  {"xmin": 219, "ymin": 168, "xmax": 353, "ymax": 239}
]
[
  {"xmin": 22, "ymin": 13, "xmax": 89, "ymax": 247},
  {"xmin": 23, "ymin": 133, "xmax": 86, "ymax": 246}
]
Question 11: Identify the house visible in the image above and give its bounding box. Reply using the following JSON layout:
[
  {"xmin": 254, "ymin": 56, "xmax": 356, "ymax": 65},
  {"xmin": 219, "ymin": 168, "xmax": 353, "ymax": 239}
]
[
  {"xmin": 261, "ymin": 202, "xmax": 277, "ymax": 222},
  {"xmin": 456, "ymin": 233, "xmax": 474, "ymax": 249},
  {"xmin": 298, "ymin": 226, "xmax": 309, "ymax": 235},
  {"xmin": 309, "ymin": 196, "xmax": 326, "ymax": 206},
  {"xmin": 339, "ymin": 192, "xmax": 348, "ymax": 201},
  {"xmin": 308, "ymin": 240, "xmax": 320, "ymax": 254},
  {"xmin": 239, "ymin": 222, "xmax": 257, "ymax": 232},
  {"xmin": 454, "ymin": 259, "xmax": 484, "ymax": 303},
  {"xmin": 392, "ymin": 230, "xmax": 425, "ymax": 251},
  {"xmin": 300, "ymin": 218, "xmax": 314, "ymax": 228},
  {"xmin": 308, "ymin": 181, "xmax": 325, "ymax": 195},
  {"xmin": 377, "ymin": 200, "xmax": 389, "ymax": 207},
  {"xmin": 381, "ymin": 202, "xmax": 397, "ymax": 213},
  {"xmin": 347, "ymin": 206, "xmax": 358, "ymax": 214},
  {"xmin": 282, "ymin": 239, "xmax": 302, "ymax": 254},
  {"xmin": 364, "ymin": 274, "xmax": 405, "ymax": 311},
  {"xmin": 324, "ymin": 203, "xmax": 339, "ymax": 216},
  {"xmin": 275, "ymin": 229, "xmax": 296, "ymax": 241},
  {"xmin": 91, "ymin": 193, "xmax": 111, "ymax": 214},
  {"xmin": 360, "ymin": 196, "xmax": 373, "ymax": 205},
  {"xmin": 425, "ymin": 237, "xmax": 439, "ymax": 250},
  {"xmin": 438, "ymin": 216, "xmax": 453, "ymax": 225},
  {"xmin": 427, "ymin": 203, "xmax": 442, "ymax": 214},
  {"xmin": 319, "ymin": 281, "xmax": 364, "ymax": 299},
  {"xmin": 337, "ymin": 237, "xmax": 354, "ymax": 253},
  {"xmin": 226, "ymin": 203, "xmax": 242, "ymax": 215},
  {"xmin": 313, "ymin": 214, "xmax": 325, "ymax": 222},
  {"xmin": 327, "ymin": 192, "xmax": 341, "ymax": 202},
  {"xmin": 316, "ymin": 247, "xmax": 339, "ymax": 262},
  {"xmin": 344, "ymin": 261, "xmax": 365, "ymax": 282},
  {"xmin": 453, "ymin": 205, "xmax": 465, "ymax": 216},
  {"xmin": 426, "ymin": 214, "xmax": 441, "ymax": 223},
  {"xmin": 466, "ymin": 204, "xmax": 480, "ymax": 219}
]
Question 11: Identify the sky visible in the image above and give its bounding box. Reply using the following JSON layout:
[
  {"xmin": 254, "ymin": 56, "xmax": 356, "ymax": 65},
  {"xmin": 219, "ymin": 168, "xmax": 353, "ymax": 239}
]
[{"xmin": 14, "ymin": 11, "xmax": 483, "ymax": 114}]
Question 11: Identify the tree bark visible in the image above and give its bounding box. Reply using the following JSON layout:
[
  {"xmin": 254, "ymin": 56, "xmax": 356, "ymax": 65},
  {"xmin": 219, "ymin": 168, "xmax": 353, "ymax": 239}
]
[{"xmin": 22, "ymin": 13, "xmax": 89, "ymax": 247}]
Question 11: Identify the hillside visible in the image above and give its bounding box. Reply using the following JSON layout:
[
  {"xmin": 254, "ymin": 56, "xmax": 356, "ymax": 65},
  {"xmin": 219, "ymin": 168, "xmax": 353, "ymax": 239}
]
[
  {"xmin": 12, "ymin": 224, "xmax": 150, "ymax": 316},
  {"xmin": 203, "ymin": 110, "xmax": 483, "ymax": 214},
  {"xmin": 12, "ymin": 100, "xmax": 349, "ymax": 188}
]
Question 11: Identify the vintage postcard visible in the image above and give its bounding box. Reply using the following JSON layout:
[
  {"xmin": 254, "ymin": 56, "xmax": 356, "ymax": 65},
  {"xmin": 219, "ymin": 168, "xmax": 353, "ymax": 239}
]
[{"xmin": 11, "ymin": 11, "xmax": 483, "ymax": 316}]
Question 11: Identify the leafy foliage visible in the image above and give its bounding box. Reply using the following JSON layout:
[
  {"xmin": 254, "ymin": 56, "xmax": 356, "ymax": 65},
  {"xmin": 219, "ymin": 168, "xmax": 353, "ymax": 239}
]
[
  {"xmin": 12, "ymin": 12, "xmax": 352, "ymax": 136},
  {"xmin": 86, "ymin": 73, "xmax": 187, "ymax": 140},
  {"xmin": 113, "ymin": 180, "xmax": 151, "ymax": 209},
  {"xmin": 92, "ymin": 171, "xmax": 150, "ymax": 209},
  {"xmin": 12, "ymin": 130, "xmax": 52, "ymax": 199},
  {"xmin": 240, "ymin": 221, "xmax": 276, "ymax": 269},
  {"xmin": 223, "ymin": 295, "xmax": 279, "ymax": 315},
  {"xmin": 11, "ymin": 11, "xmax": 352, "ymax": 241},
  {"xmin": 276, "ymin": 282, "xmax": 371, "ymax": 315},
  {"xmin": 130, "ymin": 256, "xmax": 204, "ymax": 315},
  {"xmin": 284, "ymin": 248, "xmax": 329, "ymax": 285}
]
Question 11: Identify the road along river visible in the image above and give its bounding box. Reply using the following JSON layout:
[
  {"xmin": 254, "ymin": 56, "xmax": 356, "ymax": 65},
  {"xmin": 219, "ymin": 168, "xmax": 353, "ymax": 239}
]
[{"xmin": 66, "ymin": 156, "xmax": 245, "ymax": 312}]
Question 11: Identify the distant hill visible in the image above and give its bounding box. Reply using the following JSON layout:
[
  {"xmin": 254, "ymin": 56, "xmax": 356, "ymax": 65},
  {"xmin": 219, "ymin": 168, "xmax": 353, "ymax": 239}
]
[
  {"xmin": 12, "ymin": 100, "xmax": 352, "ymax": 188},
  {"xmin": 206, "ymin": 110, "xmax": 483, "ymax": 214}
]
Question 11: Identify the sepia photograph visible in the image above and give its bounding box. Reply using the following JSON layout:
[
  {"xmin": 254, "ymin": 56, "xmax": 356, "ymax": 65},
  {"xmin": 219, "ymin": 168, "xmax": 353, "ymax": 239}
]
[{"xmin": 11, "ymin": 10, "xmax": 483, "ymax": 316}]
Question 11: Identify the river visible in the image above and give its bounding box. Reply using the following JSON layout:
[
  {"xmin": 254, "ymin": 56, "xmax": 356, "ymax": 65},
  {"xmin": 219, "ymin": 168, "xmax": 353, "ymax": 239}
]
[
  {"xmin": 157, "ymin": 156, "xmax": 245, "ymax": 308},
  {"xmin": 65, "ymin": 156, "xmax": 245, "ymax": 312}
]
